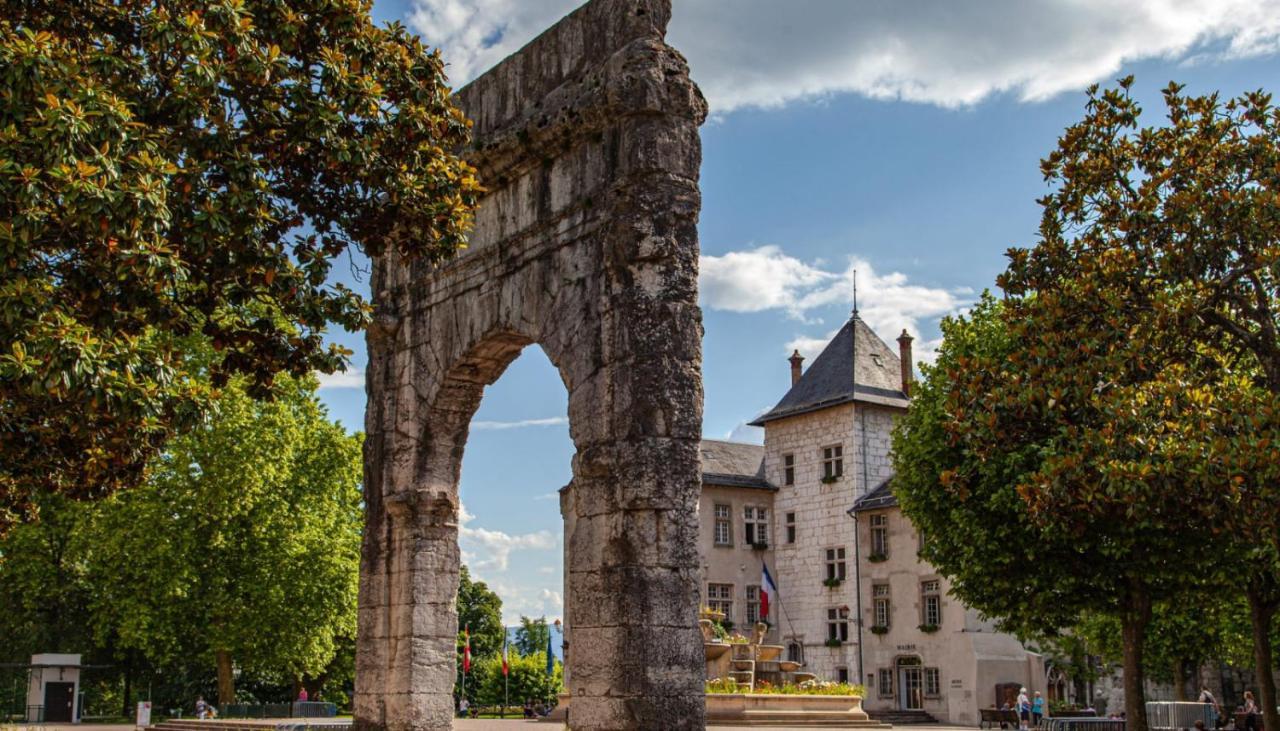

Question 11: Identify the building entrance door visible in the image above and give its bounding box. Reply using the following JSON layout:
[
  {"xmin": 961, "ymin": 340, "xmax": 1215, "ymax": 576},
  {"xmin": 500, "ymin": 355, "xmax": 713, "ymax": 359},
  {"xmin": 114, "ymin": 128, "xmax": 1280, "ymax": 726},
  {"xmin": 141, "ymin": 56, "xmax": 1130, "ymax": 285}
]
[
  {"xmin": 43, "ymin": 682, "xmax": 74, "ymax": 722},
  {"xmin": 897, "ymin": 657, "xmax": 924, "ymax": 711}
]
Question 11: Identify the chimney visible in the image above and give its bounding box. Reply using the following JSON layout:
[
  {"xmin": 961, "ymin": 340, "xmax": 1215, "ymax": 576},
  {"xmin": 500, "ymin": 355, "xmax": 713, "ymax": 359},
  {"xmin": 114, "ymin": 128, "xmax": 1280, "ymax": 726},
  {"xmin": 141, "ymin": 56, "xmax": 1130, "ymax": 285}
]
[
  {"xmin": 788, "ymin": 350, "xmax": 805, "ymax": 386},
  {"xmin": 897, "ymin": 329, "xmax": 914, "ymax": 396}
]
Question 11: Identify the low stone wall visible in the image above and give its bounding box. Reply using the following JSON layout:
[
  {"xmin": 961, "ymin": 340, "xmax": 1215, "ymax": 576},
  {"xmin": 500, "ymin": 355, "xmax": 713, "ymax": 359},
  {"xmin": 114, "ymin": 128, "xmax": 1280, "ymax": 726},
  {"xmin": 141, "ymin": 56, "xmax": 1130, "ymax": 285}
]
[{"xmin": 706, "ymin": 693, "xmax": 884, "ymax": 726}]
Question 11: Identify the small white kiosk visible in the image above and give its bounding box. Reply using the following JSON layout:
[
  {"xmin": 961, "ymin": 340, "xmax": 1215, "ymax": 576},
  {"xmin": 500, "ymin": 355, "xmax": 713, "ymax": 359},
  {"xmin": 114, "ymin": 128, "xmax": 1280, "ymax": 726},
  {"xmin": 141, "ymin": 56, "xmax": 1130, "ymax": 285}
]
[{"xmin": 26, "ymin": 653, "xmax": 82, "ymax": 723}]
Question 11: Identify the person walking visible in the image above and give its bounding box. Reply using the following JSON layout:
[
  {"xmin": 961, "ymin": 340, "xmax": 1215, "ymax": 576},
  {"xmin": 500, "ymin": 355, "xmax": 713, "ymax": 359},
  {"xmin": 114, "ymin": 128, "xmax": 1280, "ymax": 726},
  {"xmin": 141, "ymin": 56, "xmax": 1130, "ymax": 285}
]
[
  {"xmin": 1199, "ymin": 687, "xmax": 1221, "ymax": 728},
  {"xmin": 1033, "ymin": 691, "xmax": 1045, "ymax": 728},
  {"xmin": 1243, "ymin": 691, "xmax": 1260, "ymax": 731},
  {"xmin": 1017, "ymin": 688, "xmax": 1032, "ymax": 731},
  {"xmin": 298, "ymin": 687, "xmax": 308, "ymax": 703},
  {"xmin": 195, "ymin": 696, "xmax": 208, "ymax": 720}
]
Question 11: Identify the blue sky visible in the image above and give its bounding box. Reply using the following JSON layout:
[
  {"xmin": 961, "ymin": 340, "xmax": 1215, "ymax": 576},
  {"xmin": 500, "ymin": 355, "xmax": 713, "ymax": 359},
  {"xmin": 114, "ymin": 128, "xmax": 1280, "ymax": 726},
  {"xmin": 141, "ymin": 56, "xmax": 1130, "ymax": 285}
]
[{"xmin": 316, "ymin": 0, "xmax": 1280, "ymax": 624}]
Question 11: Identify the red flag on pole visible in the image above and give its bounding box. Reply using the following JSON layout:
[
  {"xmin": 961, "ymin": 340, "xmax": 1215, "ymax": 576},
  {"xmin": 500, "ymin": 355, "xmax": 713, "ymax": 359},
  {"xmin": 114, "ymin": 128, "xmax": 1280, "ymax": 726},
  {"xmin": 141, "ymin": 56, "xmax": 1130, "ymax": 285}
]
[
  {"xmin": 501, "ymin": 634, "xmax": 509, "ymax": 677},
  {"xmin": 463, "ymin": 625, "xmax": 472, "ymax": 673}
]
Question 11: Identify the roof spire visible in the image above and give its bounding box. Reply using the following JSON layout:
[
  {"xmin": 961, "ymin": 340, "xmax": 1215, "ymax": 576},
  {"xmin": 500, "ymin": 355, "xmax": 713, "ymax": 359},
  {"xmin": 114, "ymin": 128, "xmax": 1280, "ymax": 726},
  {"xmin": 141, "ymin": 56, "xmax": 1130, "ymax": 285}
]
[{"xmin": 851, "ymin": 268, "xmax": 859, "ymax": 320}]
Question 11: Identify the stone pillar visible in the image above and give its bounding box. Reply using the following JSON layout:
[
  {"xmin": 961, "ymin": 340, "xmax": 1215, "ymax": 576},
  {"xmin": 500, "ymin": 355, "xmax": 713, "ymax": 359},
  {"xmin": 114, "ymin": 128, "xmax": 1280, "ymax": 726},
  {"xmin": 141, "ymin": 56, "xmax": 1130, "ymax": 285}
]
[{"xmin": 355, "ymin": 1, "xmax": 707, "ymax": 729}]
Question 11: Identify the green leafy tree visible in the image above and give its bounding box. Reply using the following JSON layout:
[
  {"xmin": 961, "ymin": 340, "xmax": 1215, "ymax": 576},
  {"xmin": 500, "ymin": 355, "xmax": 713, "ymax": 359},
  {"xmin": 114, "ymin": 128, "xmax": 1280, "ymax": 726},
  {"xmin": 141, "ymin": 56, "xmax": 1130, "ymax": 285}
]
[
  {"xmin": 1075, "ymin": 599, "xmax": 1251, "ymax": 701},
  {"xmin": 1005, "ymin": 78, "xmax": 1280, "ymax": 731},
  {"xmin": 514, "ymin": 616, "xmax": 551, "ymax": 657},
  {"xmin": 893, "ymin": 291, "xmax": 1226, "ymax": 731},
  {"xmin": 456, "ymin": 566, "xmax": 505, "ymax": 660},
  {"xmin": 0, "ymin": 0, "xmax": 481, "ymax": 530},
  {"xmin": 83, "ymin": 375, "xmax": 363, "ymax": 704},
  {"xmin": 0, "ymin": 491, "xmax": 96, "ymax": 658},
  {"xmin": 472, "ymin": 652, "xmax": 563, "ymax": 709}
]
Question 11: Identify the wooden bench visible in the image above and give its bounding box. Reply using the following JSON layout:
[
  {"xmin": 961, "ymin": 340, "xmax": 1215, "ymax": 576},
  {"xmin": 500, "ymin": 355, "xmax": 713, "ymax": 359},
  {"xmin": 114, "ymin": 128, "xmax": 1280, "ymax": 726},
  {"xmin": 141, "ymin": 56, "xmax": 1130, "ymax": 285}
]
[{"xmin": 982, "ymin": 708, "xmax": 1021, "ymax": 728}]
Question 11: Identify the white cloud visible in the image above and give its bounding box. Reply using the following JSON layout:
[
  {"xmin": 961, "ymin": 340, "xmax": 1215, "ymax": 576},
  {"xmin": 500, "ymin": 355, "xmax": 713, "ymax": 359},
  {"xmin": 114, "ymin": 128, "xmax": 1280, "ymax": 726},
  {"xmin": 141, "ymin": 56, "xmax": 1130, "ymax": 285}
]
[
  {"xmin": 701, "ymin": 246, "xmax": 967, "ymax": 347},
  {"xmin": 471, "ymin": 416, "xmax": 568, "ymax": 430},
  {"xmin": 315, "ymin": 368, "xmax": 364, "ymax": 390},
  {"xmin": 458, "ymin": 502, "xmax": 559, "ymax": 572},
  {"xmin": 533, "ymin": 492, "xmax": 560, "ymax": 502},
  {"xmin": 490, "ymin": 582, "xmax": 566, "ymax": 625},
  {"xmin": 406, "ymin": 0, "xmax": 1280, "ymax": 113},
  {"xmin": 699, "ymin": 245, "xmax": 837, "ymax": 319}
]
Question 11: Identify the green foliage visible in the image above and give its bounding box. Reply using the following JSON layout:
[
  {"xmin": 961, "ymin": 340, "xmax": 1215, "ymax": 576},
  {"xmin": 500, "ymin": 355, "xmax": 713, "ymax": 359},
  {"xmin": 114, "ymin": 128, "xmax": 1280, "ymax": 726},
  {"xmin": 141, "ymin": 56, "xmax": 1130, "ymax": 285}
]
[
  {"xmin": 81, "ymin": 374, "xmax": 363, "ymax": 702},
  {"xmin": 0, "ymin": 491, "xmax": 96, "ymax": 658},
  {"xmin": 895, "ymin": 79, "xmax": 1280, "ymax": 731},
  {"xmin": 705, "ymin": 678, "xmax": 865, "ymax": 696},
  {"xmin": 456, "ymin": 566, "xmax": 504, "ymax": 659},
  {"xmin": 513, "ymin": 616, "xmax": 551, "ymax": 657},
  {"xmin": 464, "ymin": 652, "xmax": 562, "ymax": 707},
  {"xmin": 0, "ymin": 0, "xmax": 482, "ymax": 529}
]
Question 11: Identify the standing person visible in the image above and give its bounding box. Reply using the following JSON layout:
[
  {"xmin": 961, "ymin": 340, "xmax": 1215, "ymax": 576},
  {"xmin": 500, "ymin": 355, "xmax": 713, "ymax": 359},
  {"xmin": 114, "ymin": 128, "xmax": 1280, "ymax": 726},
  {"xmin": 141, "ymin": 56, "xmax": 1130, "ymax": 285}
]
[
  {"xmin": 1017, "ymin": 687, "xmax": 1032, "ymax": 731},
  {"xmin": 1199, "ymin": 687, "xmax": 1221, "ymax": 728},
  {"xmin": 1243, "ymin": 691, "xmax": 1259, "ymax": 731},
  {"xmin": 1033, "ymin": 691, "xmax": 1046, "ymax": 728},
  {"xmin": 195, "ymin": 696, "xmax": 208, "ymax": 720},
  {"xmin": 298, "ymin": 687, "xmax": 308, "ymax": 703},
  {"xmin": 457, "ymin": 696, "xmax": 469, "ymax": 718}
]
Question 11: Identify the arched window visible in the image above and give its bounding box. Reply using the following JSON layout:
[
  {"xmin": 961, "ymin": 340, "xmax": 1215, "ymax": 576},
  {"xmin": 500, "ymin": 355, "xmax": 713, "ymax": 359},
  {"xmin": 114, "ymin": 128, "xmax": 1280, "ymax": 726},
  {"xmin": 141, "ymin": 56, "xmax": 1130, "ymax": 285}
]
[{"xmin": 787, "ymin": 641, "xmax": 804, "ymax": 664}]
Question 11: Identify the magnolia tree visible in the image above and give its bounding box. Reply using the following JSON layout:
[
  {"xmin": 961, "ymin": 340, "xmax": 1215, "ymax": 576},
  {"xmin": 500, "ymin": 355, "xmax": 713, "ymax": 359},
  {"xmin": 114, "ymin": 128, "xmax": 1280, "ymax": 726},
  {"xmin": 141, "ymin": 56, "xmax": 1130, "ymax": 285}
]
[
  {"xmin": 1005, "ymin": 78, "xmax": 1280, "ymax": 730},
  {"xmin": 0, "ymin": 0, "xmax": 481, "ymax": 530},
  {"xmin": 895, "ymin": 77, "xmax": 1280, "ymax": 731}
]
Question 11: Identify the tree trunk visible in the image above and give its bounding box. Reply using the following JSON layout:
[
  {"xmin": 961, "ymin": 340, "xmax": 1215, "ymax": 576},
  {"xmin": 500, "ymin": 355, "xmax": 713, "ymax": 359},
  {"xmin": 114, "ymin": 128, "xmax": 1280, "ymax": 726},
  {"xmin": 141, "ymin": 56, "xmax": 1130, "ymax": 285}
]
[
  {"xmin": 1174, "ymin": 659, "xmax": 1189, "ymax": 702},
  {"xmin": 1121, "ymin": 582, "xmax": 1152, "ymax": 731},
  {"xmin": 121, "ymin": 657, "xmax": 132, "ymax": 720},
  {"xmin": 215, "ymin": 649, "xmax": 235, "ymax": 706},
  {"xmin": 1247, "ymin": 589, "xmax": 1278, "ymax": 731}
]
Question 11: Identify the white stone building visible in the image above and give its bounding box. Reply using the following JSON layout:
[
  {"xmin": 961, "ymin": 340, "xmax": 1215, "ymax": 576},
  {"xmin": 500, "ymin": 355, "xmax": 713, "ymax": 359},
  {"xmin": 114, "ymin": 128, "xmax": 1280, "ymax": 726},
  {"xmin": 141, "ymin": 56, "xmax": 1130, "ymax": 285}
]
[{"xmin": 694, "ymin": 313, "xmax": 1046, "ymax": 724}]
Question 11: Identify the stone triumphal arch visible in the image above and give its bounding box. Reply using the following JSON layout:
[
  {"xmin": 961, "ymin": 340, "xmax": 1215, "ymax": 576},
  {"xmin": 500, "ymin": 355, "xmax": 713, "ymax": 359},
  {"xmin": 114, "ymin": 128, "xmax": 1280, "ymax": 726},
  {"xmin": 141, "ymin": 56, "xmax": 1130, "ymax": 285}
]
[{"xmin": 355, "ymin": 1, "xmax": 708, "ymax": 728}]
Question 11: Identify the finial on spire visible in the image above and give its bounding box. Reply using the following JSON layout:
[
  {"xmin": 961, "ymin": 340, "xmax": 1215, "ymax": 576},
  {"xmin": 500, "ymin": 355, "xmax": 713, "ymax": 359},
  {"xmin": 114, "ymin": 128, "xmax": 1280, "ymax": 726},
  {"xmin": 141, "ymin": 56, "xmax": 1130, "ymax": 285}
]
[
  {"xmin": 849, "ymin": 266, "xmax": 860, "ymax": 317},
  {"xmin": 851, "ymin": 269, "xmax": 859, "ymax": 319}
]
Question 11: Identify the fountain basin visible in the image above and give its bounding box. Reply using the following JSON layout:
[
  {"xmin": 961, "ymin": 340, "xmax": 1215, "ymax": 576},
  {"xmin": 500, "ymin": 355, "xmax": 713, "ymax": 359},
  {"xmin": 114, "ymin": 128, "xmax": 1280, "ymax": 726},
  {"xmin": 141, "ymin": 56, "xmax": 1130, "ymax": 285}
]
[{"xmin": 706, "ymin": 693, "xmax": 883, "ymax": 726}]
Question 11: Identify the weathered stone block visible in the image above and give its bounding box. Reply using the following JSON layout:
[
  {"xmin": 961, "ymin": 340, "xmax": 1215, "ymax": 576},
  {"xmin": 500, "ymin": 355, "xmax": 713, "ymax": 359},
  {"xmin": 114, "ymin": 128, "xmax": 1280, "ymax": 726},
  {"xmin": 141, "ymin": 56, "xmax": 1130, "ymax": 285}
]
[{"xmin": 355, "ymin": 0, "xmax": 705, "ymax": 728}]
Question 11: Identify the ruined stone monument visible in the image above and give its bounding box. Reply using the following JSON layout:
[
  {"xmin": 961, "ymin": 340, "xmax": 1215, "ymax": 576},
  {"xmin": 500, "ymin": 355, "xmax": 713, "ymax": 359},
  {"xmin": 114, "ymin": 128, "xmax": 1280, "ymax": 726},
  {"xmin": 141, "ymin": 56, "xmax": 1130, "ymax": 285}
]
[{"xmin": 355, "ymin": 1, "xmax": 708, "ymax": 729}]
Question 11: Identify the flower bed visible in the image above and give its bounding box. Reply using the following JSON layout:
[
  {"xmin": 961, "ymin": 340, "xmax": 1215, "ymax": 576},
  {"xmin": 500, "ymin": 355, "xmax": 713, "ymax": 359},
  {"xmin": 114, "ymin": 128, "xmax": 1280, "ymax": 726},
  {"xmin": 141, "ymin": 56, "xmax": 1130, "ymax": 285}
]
[{"xmin": 707, "ymin": 678, "xmax": 865, "ymax": 697}]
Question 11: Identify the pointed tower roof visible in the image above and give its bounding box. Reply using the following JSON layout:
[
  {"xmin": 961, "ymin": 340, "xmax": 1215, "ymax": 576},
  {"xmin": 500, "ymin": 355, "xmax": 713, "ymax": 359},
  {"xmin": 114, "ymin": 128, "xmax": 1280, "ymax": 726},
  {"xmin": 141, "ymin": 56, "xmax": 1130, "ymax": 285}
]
[{"xmin": 750, "ymin": 315, "xmax": 910, "ymax": 426}]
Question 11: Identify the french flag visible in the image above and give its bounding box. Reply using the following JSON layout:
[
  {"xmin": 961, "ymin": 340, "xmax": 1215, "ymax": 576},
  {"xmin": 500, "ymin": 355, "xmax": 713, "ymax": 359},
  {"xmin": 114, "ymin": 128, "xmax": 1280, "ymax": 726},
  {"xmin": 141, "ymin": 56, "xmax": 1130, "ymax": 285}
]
[{"xmin": 761, "ymin": 563, "xmax": 779, "ymax": 620}]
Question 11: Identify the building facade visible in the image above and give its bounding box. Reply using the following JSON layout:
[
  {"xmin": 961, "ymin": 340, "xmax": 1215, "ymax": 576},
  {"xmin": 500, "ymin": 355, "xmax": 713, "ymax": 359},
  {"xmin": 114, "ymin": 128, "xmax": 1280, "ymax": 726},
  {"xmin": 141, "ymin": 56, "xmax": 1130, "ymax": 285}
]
[{"xmin": 694, "ymin": 313, "xmax": 1045, "ymax": 724}]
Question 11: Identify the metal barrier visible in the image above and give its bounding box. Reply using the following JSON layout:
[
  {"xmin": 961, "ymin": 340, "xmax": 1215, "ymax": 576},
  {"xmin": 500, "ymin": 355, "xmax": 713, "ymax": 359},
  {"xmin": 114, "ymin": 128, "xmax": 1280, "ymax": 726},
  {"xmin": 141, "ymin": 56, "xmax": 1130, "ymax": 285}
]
[
  {"xmin": 222, "ymin": 702, "xmax": 338, "ymax": 719},
  {"xmin": 1045, "ymin": 718, "xmax": 1126, "ymax": 731},
  {"xmin": 26, "ymin": 704, "xmax": 44, "ymax": 722},
  {"xmin": 292, "ymin": 702, "xmax": 338, "ymax": 718},
  {"xmin": 1147, "ymin": 702, "xmax": 1215, "ymax": 731},
  {"xmin": 275, "ymin": 723, "xmax": 352, "ymax": 731}
]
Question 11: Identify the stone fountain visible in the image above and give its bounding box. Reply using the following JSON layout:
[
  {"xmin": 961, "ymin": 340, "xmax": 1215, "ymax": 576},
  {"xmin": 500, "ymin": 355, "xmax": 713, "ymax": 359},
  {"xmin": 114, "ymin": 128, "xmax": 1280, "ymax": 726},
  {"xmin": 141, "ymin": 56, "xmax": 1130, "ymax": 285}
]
[{"xmin": 700, "ymin": 613, "xmax": 886, "ymax": 727}]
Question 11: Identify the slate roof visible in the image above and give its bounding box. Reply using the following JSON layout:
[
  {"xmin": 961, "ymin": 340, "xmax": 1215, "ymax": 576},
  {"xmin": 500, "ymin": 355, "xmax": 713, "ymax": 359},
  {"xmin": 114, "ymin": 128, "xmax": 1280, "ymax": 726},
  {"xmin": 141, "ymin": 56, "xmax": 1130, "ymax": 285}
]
[
  {"xmin": 849, "ymin": 477, "xmax": 897, "ymax": 513},
  {"xmin": 750, "ymin": 315, "xmax": 910, "ymax": 426},
  {"xmin": 700, "ymin": 439, "xmax": 773, "ymax": 490}
]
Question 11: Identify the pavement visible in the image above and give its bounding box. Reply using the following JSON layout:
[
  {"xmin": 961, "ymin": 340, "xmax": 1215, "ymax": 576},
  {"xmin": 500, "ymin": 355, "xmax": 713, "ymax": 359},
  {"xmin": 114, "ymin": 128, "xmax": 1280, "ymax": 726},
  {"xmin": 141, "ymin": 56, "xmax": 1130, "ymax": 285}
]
[{"xmin": 1, "ymin": 719, "xmax": 980, "ymax": 731}]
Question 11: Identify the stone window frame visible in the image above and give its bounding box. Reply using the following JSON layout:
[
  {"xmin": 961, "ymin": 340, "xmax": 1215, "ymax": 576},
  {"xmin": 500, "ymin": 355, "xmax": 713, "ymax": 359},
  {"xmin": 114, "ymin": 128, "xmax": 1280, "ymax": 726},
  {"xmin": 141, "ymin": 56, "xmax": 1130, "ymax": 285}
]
[
  {"xmin": 869, "ymin": 513, "xmax": 889, "ymax": 557},
  {"xmin": 744, "ymin": 505, "xmax": 769, "ymax": 546},
  {"xmin": 713, "ymin": 503, "xmax": 732, "ymax": 546},
  {"xmin": 921, "ymin": 579, "xmax": 942, "ymax": 627},
  {"xmin": 826, "ymin": 606, "xmax": 850, "ymax": 643},
  {"xmin": 708, "ymin": 582, "xmax": 734, "ymax": 621},
  {"xmin": 824, "ymin": 546, "xmax": 847, "ymax": 582},
  {"xmin": 873, "ymin": 583, "xmax": 891, "ymax": 629},
  {"xmin": 783, "ymin": 453, "xmax": 795, "ymax": 485},
  {"xmin": 924, "ymin": 667, "xmax": 941, "ymax": 698},
  {"xmin": 821, "ymin": 444, "xmax": 844, "ymax": 480},
  {"xmin": 878, "ymin": 668, "xmax": 895, "ymax": 698},
  {"xmin": 746, "ymin": 584, "xmax": 761, "ymax": 624},
  {"xmin": 786, "ymin": 638, "xmax": 805, "ymax": 664},
  {"xmin": 785, "ymin": 512, "xmax": 796, "ymax": 544}
]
